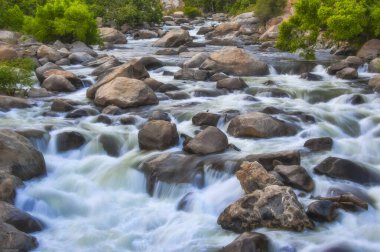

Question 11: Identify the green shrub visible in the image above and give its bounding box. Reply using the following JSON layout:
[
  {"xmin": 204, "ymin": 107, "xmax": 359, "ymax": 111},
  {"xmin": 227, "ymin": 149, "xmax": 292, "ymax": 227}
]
[
  {"xmin": 184, "ymin": 6, "xmax": 202, "ymax": 18},
  {"xmin": 184, "ymin": 0, "xmax": 236, "ymax": 12},
  {"xmin": 276, "ymin": 0, "xmax": 380, "ymax": 59},
  {"xmin": 229, "ymin": 0, "xmax": 256, "ymax": 15},
  {"xmin": 23, "ymin": 0, "xmax": 99, "ymax": 44},
  {"xmin": 255, "ymin": 0, "xmax": 286, "ymax": 23},
  {"xmin": 0, "ymin": 58, "xmax": 35, "ymax": 96},
  {"xmin": 0, "ymin": 1, "xmax": 25, "ymax": 31}
]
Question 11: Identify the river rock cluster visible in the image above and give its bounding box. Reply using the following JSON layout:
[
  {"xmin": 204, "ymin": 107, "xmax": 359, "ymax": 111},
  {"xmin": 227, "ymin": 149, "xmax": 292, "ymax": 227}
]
[{"xmin": 1, "ymin": 9, "xmax": 380, "ymax": 252}]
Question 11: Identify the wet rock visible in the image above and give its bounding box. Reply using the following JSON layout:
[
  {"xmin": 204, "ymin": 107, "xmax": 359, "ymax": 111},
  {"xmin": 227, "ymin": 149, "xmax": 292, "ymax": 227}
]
[
  {"xmin": 314, "ymin": 157, "xmax": 380, "ymax": 185},
  {"xmin": 94, "ymin": 77, "xmax": 158, "ymax": 108},
  {"xmin": 119, "ymin": 116, "xmax": 136, "ymax": 125},
  {"xmin": 274, "ymin": 165, "xmax": 315, "ymax": 192},
  {"xmin": 65, "ymin": 108, "xmax": 99, "ymax": 119},
  {"xmin": 197, "ymin": 26, "xmax": 214, "ymax": 35},
  {"xmin": 153, "ymin": 28, "xmax": 192, "ymax": 47},
  {"xmin": 42, "ymin": 69, "xmax": 82, "ymax": 88},
  {"xmin": 0, "ymin": 174, "xmax": 23, "ymax": 204},
  {"xmin": 156, "ymin": 48, "xmax": 179, "ymax": 55},
  {"xmin": 200, "ymin": 47, "xmax": 269, "ymax": 76},
  {"xmin": 98, "ymin": 134, "xmax": 121, "ymax": 157},
  {"xmin": 28, "ymin": 88, "xmax": 53, "ymax": 98},
  {"xmin": 0, "ymin": 129, "xmax": 46, "ymax": 180},
  {"xmin": 0, "ymin": 95, "xmax": 32, "ymax": 112},
  {"xmin": 183, "ymin": 52, "xmax": 209, "ymax": 68},
  {"xmin": 96, "ymin": 114, "xmax": 112, "ymax": 125},
  {"xmin": 206, "ymin": 22, "xmax": 241, "ymax": 38},
  {"xmin": 300, "ymin": 72, "xmax": 323, "ymax": 81},
  {"xmin": 102, "ymin": 105, "xmax": 123, "ymax": 115},
  {"xmin": 348, "ymin": 94, "xmax": 365, "ymax": 105},
  {"xmin": 174, "ymin": 68, "xmax": 209, "ymax": 81},
  {"xmin": 0, "ymin": 201, "xmax": 44, "ymax": 233},
  {"xmin": 369, "ymin": 57, "xmax": 380, "ymax": 73},
  {"xmin": 138, "ymin": 120, "xmax": 179, "ymax": 150},
  {"xmin": 177, "ymin": 192, "xmax": 195, "ymax": 212},
  {"xmin": 138, "ymin": 56, "xmax": 164, "ymax": 70},
  {"xmin": 143, "ymin": 78, "xmax": 163, "ymax": 91},
  {"xmin": 304, "ymin": 137, "xmax": 333, "ymax": 151},
  {"xmin": 91, "ymin": 58, "xmax": 122, "ymax": 76},
  {"xmin": 316, "ymin": 193, "xmax": 368, "ymax": 211},
  {"xmin": 219, "ymin": 232, "xmax": 269, "ymax": 252},
  {"xmin": 336, "ymin": 67, "xmax": 358, "ymax": 80},
  {"xmin": 343, "ymin": 56, "xmax": 364, "ymax": 69},
  {"xmin": 56, "ymin": 131, "xmax": 86, "ymax": 152},
  {"xmin": 0, "ymin": 45, "xmax": 18, "ymax": 60},
  {"xmin": 69, "ymin": 41, "xmax": 97, "ymax": 57},
  {"xmin": 55, "ymin": 58, "xmax": 70, "ymax": 66},
  {"xmin": 68, "ymin": 52, "xmax": 95, "ymax": 64},
  {"xmin": 149, "ymin": 111, "xmax": 171, "ymax": 122},
  {"xmin": 368, "ymin": 74, "xmax": 380, "ymax": 92},
  {"xmin": 41, "ymin": 75, "xmax": 76, "ymax": 92},
  {"xmin": 327, "ymin": 62, "xmax": 348, "ymax": 75},
  {"xmin": 217, "ymin": 77, "xmax": 248, "ymax": 91},
  {"xmin": 227, "ymin": 112, "xmax": 297, "ymax": 138},
  {"xmin": 99, "ymin": 27, "xmax": 127, "ymax": 44},
  {"xmin": 217, "ymin": 185, "xmax": 314, "ymax": 233},
  {"xmin": 134, "ymin": 30, "xmax": 158, "ymax": 39},
  {"xmin": 35, "ymin": 62, "xmax": 63, "ymax": 83},
  {"xmin": 37, "ymin": 45, "xmax": 62, "ymax": 62},
  {"xmin": 166, "ymin": 91, "xmax": 191, "ymax": 100},
  {"xmin": 327, "ymin": 185, "xmax": 374, "ymax": 207},
  {"xmin": 236, "ymin": 162, "xmax": 283, "ymax": 194},
  {"xmin": 183, "ymin": 126, "xmax": 228, "ymax": 155},
  {"xmin": 157, "ymin": 84, "xmax": 179, "ymax": 92},
  {"xmin": 306, "ymin": 200, "xmax": 338, "ymax": 222},
  {"xmin": 0, "ymin": 222, "xmax": 38, "ymax": 251},
  {"xmin": 192, "ymin": 112, "xmax": 221, "ymax": 127},
  {"xmin": 210, "ymin": 73, "xmax": 229, "ymax": 81},
  {"xmin": 193, "ymin": 88, "xmax": 227, "ymax": 97},
  {"xmin": 243, "ymin": 150, "xmax": 301, "ymax": 171},
  {"xmin": 142, "ymin": 153, "xmax": 202, "ymax": 195},
  {"xmin": 50, "ymin": 99, "xmax": 75, "ymax": 112},
  {"xmin": 357, "ymin": 39, "xmax": 380, "ymax": 60},
  {"xmin": 87, "ymin": 59, "xmax": 149, "ymax": 99}
]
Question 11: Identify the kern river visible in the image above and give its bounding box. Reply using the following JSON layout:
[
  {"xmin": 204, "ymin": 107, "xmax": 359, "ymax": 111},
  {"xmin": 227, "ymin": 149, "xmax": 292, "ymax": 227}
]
[{"xmin": 2, "ymin": 23, "xmax": 380, "ymax": 252}]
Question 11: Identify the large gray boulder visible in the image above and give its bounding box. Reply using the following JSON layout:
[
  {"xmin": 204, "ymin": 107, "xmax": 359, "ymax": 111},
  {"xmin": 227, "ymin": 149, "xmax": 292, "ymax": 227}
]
[
  {"xmin": 153, "ymin": 28, "xmax": 192, "ymax": 47},
  {"xmin": 357, "ymin": 39, "xmax": 380, "ymax": 60},
  {"xmin": 99, "ymin": 27, "xmax": 127, "ymax": 44}
]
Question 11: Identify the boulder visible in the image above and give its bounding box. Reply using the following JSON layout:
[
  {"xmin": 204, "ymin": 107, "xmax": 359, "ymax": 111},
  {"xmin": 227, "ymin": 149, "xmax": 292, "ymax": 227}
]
[
  {"xmin": 206, "ymin": 22, "xmax": 241, "ymax": 38},
  {"xmin": 227, "ymin": 112, "xmax": 297, "ymax": 138},
  {"xmin": 35, "ymin": 62, "xmax": 63, "ymax": 83},
  {"xmin": 102, "ymin": 105, "xmax": 123, "ymax": 115},
  {"xmin": 0, "ymin": 222, "xmax": 38, "ymax": 251},
  {"xmin": 56, "ymin": 131, "xmax": 86, "ymax": 152},
  {"xmin": 166, "ymin": 91, "xmax": 190, "ymax": 100},
  {"xmin": 183, "ymin": 126, "xmax": 229, "ymax": 155},
  {"xmin": 183, "ymin": 52, "xmax": 209, "ymax": 68},
  {"xmin": 217, "ymin": 77, "xmax": 248, "ymax": 90},
  {"xmin": 314, "ymin": 157, "xmax": 380, "ymax": 185},
  {"xmin": 300, "ymin": 72, "xmax": 323, "ymax": 81},
  {"xmin": 27, "ymin": 88, "xmax": 52, "ymax": 98},
  {"xmin": 217, "ymin": 185, "xmax": 314, "ymax": 233},
  {"xmin": 357, "ymin": 39, "xmax": 380, "ymax": 60},
  {"xmin": 91, "ymin": 58, "xmax": 121, "ymax": 76},
  {"xmin": 98, "ymin": 134, "xmax": 121, "ymax": 157},
  {"xmin": 0, "ymin": 201, "xmax": 44, "ymax": 233},
  {"xmin": 99, "ymin": 27, "xmax": 127, "ymax": 44},
  {"xmin": 69, "ymin": 41, "xmax": 97, "ymax": 57},
  {"xmin": 174, "ymin": 68, "xmax": 209, "ymax": 81},
  {"xmin": 0, "ymin": 45, "xmax": 18, "ymax": 60},
  {"xmin": 306, "ymin": 200, "xmax": 338, "ymax": 222},
  {"xmin": 192, "ymin": 112, "xmax": 221, "ymax": 127},
  {"xmin": 368, "ymin": 57, "xmax": 380, "ymax": 73},
  {"xmin": 138, "ymin": 56, "xmax": 164, "ymax": 70},
  {"xmin": 87, "ymin": 59, "xmax": 149, "ymax": 99},
  {"xmin": 153, "ymin": 28, "xmax": 192, "ymax": 47},
  {"xmin": 243, "ymin": 150, "xmax": 301, "ymax": 171},
  {"xmin": 41, "ymin": 75, "xmax": 76, "ymax": 92},
  {"xmin": 141, "ymin": 153, "xmax": 202, "ymax": 195},
  {"xmin": 327, "ymin": 62, "xmax": 348, "ymax": 75},
  {"xmin": 259, "ymin": 25, "xmax": 279, "ymax": 41},
  {"xmin": 343, "ymin": 56, "xmax": 364, "ymax": 69},
  {"xmin": 0, "ymin": 174, "xmax": 22, "ymax": 204},
  {"xmin": 197, "ymin": 26, "xmax": 214, "ymax": 35},
  {"xmin": 68, "ymin": 52, "xmax": 95, "ymax": 64},
  {"xmin": 42, "ymin": 69, "xmax": 82, "ymax": 88},
  {"xmin": 236, "ymin": 162, "xmax": 283, "ymax": 194},
  {"xmin": 200, "ymin": 47, "xmax": 269, "ymax": 76},
  {"xmin": 274, "ymin": 165, "xmax": 315, "ymax": 192},
  {"xmin": 304, "ymin": 137, "xmax": 333, "ymax": 151},
  {"xmin": 37, "ymin": 45, "xmax": 61, "ymax": 62},
  {"xmin": 219, "ymin": 232, "xmax": 268, "ymax": 252},
  {"xmin": 0, "ymin": 30, "xmax": 20, "ymax": 44},
  {"xmin": 148, "ymin": 111, "xmax": 171, "ymax": 122},
  {"xmin": 336, "ymin": 67, "xmax": 358, "ymax": 80},
  {"xmin": 51, "ymin": 99, "xmax": 75, "ymax": 112},
  {"xmin": 0, "ymin": 95, "xmax": 32, "ymax": 112},
  {"xmin": 65, "ymin": 108, "xmax": 99, "ymax": 119},
  {"xmin": 94, "ymin": 77, "xmax": 158, "ymax": 108},
  {"xmin": 134, "ymin": 30, "xmax": 158, "ymax": 40},
  {"xmin": 368, "ymin": 74, "xmax": 380, "ymax": 92},
  {"xmin": 144, "ymin": 78, "xmax": 163, "ymax": 91},
  {"xmin": 138, "ymin": 120, "xmax": 179, "ymax": 150},
  {"xmin": 0, "ymin": 129, "xmax": 46, "ymax": 180},
  {"xmin": 96, "ymin": 115, "xmax": 112, "ymax": 125},
  {"xmin": 210, "ymin": 73, "xmax": 229, "ymax": 81}
]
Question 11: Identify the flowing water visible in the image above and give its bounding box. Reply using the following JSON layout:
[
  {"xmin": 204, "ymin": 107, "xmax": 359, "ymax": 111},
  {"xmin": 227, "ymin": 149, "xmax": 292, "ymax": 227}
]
[{"xmin": 2, "ymin": 23, "xmax": 380, "ymax": 252}]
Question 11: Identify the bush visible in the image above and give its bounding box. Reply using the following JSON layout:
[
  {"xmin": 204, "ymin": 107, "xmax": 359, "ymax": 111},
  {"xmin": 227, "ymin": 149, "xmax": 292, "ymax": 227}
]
[
  {"xmin": 184, "ymin": 0, "xmax": 236, "ymax": 12},
  {"xmin": 184, "ymin": 6, "xmax": 202, "ymax": 18},
  {"xmin": 276, "ymin": 0, "xmax": 380, "ymax": 59},
  {"xmin": 0, "ymin": 1, "xmax": 25, "ymax": 31},
  {"xmin": 0, "ymin": 58, "xmax": 35, "ymax": 96},
  {"xmin": 23, "ymin": 0, "xmax": 99, "ymax": 44},
  {"xmin": 229, "ymin": 0, "xmax": 256, "ymax": 15},
  {"xmin": 255, "ymin": 0, "xmax": 286, "ymax": 23}
]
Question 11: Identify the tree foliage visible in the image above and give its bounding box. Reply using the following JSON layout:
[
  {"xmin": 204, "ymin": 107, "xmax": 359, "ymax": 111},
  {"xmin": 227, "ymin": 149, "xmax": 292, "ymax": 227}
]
[
  {"xmin": 0, "ymin": 1, "xmax": 25, "ymax": 31},
  {"xmin": 276, "ymin": 0, "xmax": 380, "ymax": 58},
  {"xmin": 184, "ymin": 0, "xmax": 237, "ymax": 12},
  {"xmin": 255, "ymin": 0, "xmax": 286, "ymax": 23},
  {"xmin": 0, "ymin": 58, "xmax": 35, "ymax": 96}
]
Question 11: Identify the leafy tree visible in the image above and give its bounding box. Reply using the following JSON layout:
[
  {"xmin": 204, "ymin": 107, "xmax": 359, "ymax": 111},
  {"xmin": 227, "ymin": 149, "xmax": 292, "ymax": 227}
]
[
  {"xmin": 255, "ymin": 0, "xmax": 286, "ymax": 23},
  {"xmin": 276, "ymin": 0, "xmax": 380, "ymax": 58},
  {"xmin": 23, "ymin": 0, "xmax": 99, "ymax": 44},
  {"xmin": 184, "ymin": 0, "xmax": 237, "ymax": 12},
  {"xmin": 0, "ymin": 58, "xmax": 35, "ymax": 96},
  {"xmin": 184, "ymin": 6, "xmax": 202, "ymax": 18},
  {"xmin": 230, "ymin": 0, "xmax": 256, "ymax": 15},
  {"xmin": 0, "ymin": 1, "xmax": 25, "ymax": 31}
]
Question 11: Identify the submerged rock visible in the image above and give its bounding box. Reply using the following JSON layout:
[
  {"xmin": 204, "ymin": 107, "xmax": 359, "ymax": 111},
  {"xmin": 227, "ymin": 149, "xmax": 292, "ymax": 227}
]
[
  {"xmin": 218, "ymin": 185, "xmax": 314, "ymax": 233},
  {"xmin": 306, "ymin": 200, "xmax": 338, "ymax": 222},
  {"xmin": 304, "ymin": 137, "xmax": 333, "ymax": 151},
  {"xmin": 56, "ymin": 131, "xmax": 86, "ymax": 152},
  {"xmin": 219, "ymin": 232, "xmax": 269, "ymax": 252}
]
